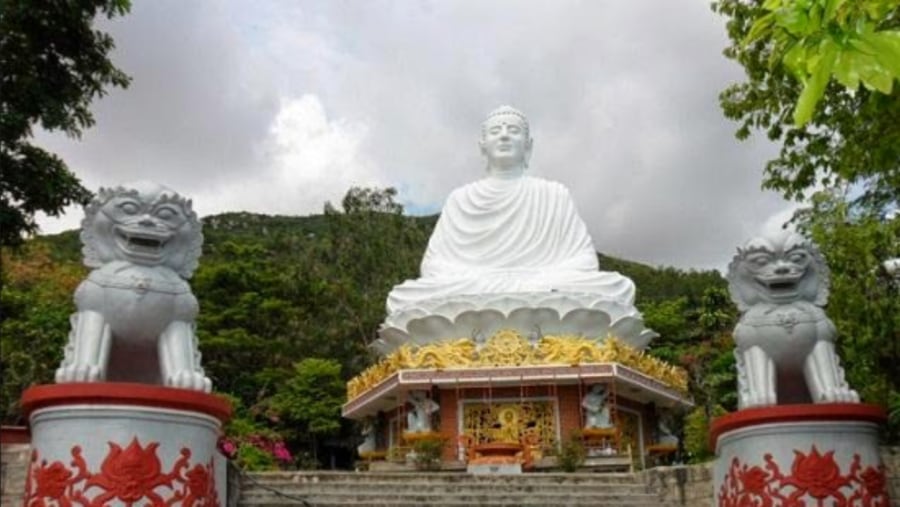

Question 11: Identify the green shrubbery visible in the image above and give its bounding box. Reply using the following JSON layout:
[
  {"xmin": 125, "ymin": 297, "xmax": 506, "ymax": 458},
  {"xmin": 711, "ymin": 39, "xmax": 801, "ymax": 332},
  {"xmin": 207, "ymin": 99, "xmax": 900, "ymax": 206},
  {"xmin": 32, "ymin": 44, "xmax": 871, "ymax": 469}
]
[
  {"xmin": 683, "ymin": 405, "xmax": 728, "ymax": 463},
  {"xmin": 557, "ymin": 431, "xmax": 586, "ymax": 472},
  {"xmin": 411, "ymin": 435, "xmax": 447, "ymax": 471}
]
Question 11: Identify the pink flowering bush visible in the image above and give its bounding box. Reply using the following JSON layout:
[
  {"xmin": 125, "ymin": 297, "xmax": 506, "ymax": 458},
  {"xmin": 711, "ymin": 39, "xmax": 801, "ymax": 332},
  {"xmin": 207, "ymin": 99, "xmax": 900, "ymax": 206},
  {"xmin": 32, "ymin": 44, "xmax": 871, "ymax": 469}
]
[
  {"xmin": 220, "ymin": 398, "xmax": 296, "ymax": 471},
  {"xmin": 272, "ymin": 441, "xmax": 293, "ymax": 463},
  {"xmin": 218, "ymin": 437, "xmax": 238, "ymax": 459},
  {"xmin": 228, "ymin": 434, "xmax": 295, "ymax": 470}
]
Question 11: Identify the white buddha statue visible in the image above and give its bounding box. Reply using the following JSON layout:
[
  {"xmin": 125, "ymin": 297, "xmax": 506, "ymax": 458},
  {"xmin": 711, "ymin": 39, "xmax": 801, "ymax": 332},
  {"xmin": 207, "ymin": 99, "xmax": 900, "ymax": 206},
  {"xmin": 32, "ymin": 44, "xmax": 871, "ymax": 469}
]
[{"xmin": 387, "ymin": 106, "xmax": 635, "ymax": 314}]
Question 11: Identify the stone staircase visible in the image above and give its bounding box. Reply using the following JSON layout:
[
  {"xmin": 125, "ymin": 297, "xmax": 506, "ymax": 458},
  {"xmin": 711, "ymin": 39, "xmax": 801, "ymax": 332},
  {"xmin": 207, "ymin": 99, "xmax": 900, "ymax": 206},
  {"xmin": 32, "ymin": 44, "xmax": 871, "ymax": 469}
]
[{"xmin": 237, "ymin": 471, "xmax": 679, "ymax": 507}]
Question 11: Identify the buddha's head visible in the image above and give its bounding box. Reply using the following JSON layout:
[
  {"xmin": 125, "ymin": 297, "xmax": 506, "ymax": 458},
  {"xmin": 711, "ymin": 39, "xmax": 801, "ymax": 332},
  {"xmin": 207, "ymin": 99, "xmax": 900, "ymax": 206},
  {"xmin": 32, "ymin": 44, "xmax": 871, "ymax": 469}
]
[{"xmin": 480, "ymin": 105, "xmax": 533, "ymax": 172}]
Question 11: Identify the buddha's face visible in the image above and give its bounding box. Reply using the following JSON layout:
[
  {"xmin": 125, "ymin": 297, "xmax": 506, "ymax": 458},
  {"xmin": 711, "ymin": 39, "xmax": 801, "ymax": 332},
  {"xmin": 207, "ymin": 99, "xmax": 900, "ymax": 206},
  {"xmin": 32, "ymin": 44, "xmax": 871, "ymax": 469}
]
[{"xmin": 480, "ymin": 114, "xmax": 532, "ymax": 168}]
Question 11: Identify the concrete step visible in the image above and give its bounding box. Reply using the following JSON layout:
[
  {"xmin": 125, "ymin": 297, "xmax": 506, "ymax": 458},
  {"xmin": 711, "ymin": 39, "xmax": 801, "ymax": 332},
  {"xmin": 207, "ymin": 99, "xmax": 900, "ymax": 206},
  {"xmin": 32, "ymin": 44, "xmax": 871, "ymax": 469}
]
[
  {"xmin": 239, "ymin": 480, "xmax": 649, "ymax": 494},
  {"xmin": 242, "ymin": 471, "xmax": 643, "ymax": 485},
  {"xmin": 240, "ymin": 490, "xmax": 659, "ymax": 501},
  {"xmin": 236, "ymin": 471, "xmax": 666, "ymax": 507},
  {"xmin": 238, "ymin": 499, "xmax": 675, "ymax": 507}
]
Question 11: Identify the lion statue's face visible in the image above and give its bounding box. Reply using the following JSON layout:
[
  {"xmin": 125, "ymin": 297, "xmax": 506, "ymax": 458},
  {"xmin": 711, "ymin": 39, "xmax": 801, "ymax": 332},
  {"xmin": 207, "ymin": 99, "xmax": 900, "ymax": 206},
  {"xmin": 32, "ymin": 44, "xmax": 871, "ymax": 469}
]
[
  {"xmin": 727, "ymin": 232, "xmax": 829, "ymax": 311},
  {"xmin": 80, "ymin": 181, "xmax": 203, "ymax": 278}
]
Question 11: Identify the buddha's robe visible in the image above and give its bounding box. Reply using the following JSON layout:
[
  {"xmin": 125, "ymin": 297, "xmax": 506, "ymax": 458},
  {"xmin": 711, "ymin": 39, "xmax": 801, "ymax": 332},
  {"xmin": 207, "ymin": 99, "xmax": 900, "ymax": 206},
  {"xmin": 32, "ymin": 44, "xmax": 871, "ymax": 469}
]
[{"xmin": 387, "ymin": 175, "xmax": 635, "ymax": 313}]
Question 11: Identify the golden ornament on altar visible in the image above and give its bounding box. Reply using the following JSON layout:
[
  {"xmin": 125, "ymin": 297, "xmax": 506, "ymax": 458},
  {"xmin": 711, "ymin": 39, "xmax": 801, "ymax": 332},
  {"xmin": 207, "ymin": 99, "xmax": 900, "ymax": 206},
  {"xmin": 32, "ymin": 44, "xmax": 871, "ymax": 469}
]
[
  {"xmin": 476, "ymin": 329, "xmax": 538, "ymax": 366},
  {"xmin": 538, "ymin": 335, "xmax": 612, "ymax": 364},
  {"xmin": 414, "ymin": 338, "xmax": 477, "ymax": 369},
  {"xmin": 346, "ymin": 330, "xmax": 689, "ymax": 400},
  {"xmin": 463, "ymin": 401, "xmax": 555, "ymax": 449}
]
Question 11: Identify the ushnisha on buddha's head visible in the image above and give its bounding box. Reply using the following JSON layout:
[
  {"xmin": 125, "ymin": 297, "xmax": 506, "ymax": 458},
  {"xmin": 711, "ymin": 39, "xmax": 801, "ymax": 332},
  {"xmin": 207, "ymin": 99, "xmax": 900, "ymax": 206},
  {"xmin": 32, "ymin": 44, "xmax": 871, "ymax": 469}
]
[{"xmin": 479, "ymin": 105, "xmax": 533, "ymax": 174}]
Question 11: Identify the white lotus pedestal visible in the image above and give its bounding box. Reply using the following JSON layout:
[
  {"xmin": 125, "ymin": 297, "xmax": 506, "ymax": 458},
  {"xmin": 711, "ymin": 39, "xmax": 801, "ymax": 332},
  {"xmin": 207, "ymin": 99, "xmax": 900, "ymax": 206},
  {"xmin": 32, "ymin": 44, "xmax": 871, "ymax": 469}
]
[
  {"xmin": 711, "ymin": 404, "xmax": 889, "ymax": 506},
  {"xmin": 20, "ymin": 383, "xmax": 232, "ymax": 506}
]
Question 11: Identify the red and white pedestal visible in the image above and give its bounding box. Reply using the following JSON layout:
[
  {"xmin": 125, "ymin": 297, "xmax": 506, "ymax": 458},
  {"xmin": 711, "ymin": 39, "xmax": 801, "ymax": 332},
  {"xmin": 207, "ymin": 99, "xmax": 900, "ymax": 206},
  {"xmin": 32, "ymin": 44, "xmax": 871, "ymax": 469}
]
[
  {"xmin": 20, "ymin": 383, "xmax": 232, "ymax": 506},
  {"xmin": 711, "ymin": 404, "xmax": 889, "ymax": 506}
]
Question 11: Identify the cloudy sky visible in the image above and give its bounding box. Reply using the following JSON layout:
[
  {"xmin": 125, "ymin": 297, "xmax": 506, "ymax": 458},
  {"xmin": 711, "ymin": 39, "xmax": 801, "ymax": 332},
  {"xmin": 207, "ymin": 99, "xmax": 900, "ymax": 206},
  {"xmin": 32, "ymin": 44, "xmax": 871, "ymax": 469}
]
[{"xmin": 35, "ymin": 0, "xmax": 797, "ymax": 271}]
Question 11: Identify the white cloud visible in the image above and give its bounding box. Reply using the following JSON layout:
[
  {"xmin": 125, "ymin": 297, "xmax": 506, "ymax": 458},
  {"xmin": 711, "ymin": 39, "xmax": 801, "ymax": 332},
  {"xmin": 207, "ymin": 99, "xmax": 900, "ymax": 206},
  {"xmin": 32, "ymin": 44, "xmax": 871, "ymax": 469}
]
[{"xmin": 192, "ymin": 94, "xmax": 384, "ymax": 216}]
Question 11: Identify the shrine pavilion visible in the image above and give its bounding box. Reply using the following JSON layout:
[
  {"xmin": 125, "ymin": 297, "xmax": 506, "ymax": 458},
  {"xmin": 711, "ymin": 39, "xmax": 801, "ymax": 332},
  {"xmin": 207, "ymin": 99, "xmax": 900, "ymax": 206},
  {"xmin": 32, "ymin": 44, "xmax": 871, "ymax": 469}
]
[{"xmin": 343, "ymin": 331, "xmax": 692, "ymax": 470}]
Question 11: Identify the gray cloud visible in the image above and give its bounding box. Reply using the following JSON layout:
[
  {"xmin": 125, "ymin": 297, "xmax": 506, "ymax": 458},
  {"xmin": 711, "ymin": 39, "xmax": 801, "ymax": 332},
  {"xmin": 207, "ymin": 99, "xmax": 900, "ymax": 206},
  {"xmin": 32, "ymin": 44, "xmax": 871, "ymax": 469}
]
[{"xmin": 35, "ymin": 0, "xmax": 794, "ymax": 271}]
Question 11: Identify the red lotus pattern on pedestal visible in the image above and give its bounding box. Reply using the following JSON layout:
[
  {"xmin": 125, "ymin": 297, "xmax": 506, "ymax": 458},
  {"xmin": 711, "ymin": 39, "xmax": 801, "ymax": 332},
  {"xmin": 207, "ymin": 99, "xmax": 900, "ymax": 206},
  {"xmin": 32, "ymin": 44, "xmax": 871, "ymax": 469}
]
[
  {"xmin": 719, "ymin": 445, "xmax": 890, "ymax": 507},
  {"xmin": 23, "ymin": 437, "xmax": 219, "ymax": 507}
]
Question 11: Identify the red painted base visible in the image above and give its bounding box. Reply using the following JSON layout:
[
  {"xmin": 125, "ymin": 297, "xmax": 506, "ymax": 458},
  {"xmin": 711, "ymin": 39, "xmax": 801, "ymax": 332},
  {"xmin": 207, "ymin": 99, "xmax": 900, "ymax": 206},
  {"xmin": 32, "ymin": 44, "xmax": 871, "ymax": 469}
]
[
  {"xmin": 25, "ymin": 437, "xmax": 220, "ymax": 506},
  {"xmin": 712, "ymin": 404, "xmax": 889, "ymax": 507},
  {"xmin": 710, "ymin": 403, "xmax": 886, "ymax": 450},
  {"xmin": 21, "ymin": 382, "xmax": 232, "ymax": 422},
  {"xmin": 21, "ymin": 383, "xmax": 232, "ymax": 507}
]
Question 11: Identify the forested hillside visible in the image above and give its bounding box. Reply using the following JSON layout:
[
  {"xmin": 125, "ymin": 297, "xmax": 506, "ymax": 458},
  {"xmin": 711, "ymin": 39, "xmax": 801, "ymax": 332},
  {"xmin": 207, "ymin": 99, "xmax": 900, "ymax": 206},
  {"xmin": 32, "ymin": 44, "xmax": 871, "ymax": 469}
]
[{"xmin": 3, "ymin": 187, "xmax": 896, "ymax": 469}]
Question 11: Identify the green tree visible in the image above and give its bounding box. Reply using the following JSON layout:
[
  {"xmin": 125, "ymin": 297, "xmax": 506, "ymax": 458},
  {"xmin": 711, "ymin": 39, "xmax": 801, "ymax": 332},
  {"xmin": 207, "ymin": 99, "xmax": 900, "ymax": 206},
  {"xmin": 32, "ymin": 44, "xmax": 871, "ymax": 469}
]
[
  {"xmin": 683, "ymin": 404, "xmax": 729, "ymax": 463},
  {"xmin": 712, "ymin": 0, "xmax": 899, "ymax": 208},
  {"xmin": 677, "ymin": 289, "xmax": 737, "ymax": 417},
  {"xmin": 0, "ymin": 0, "xmax": 131, "ymax": 246},
  {"xmin": 192, "ymin": 241, "xmax": 298, "ymax": 403},
  {"xmin": 269, "ymin": 358, "xmax": 345, "ymax": 463},
  {"xmin": 0, "ymin": 242, "xmax": 85, "ymax": 423},
  {"xmin": 320, "ymin": 187, "xmax": 430, "ymax": 359},
  {"xmin": 796, "ymin": 190, "xmax": 900, "ymax": 438},
  {"xmin": 644, "ymin": 287, "xmax": 738, "ymax": 413},
  {"xmin": 334, "ymin": 186, "xmax": 404, "ymax": 215},
  {"xmin": 744, "ymin": 0, "xmax": 900, "ymax": 126},
  {"xmin": 601, "ymin": 254, "xmax": 726, "ymax": 305},
  {"xmin": 642, "ymin": 287, "xmax": 738, "ymax": 460}
]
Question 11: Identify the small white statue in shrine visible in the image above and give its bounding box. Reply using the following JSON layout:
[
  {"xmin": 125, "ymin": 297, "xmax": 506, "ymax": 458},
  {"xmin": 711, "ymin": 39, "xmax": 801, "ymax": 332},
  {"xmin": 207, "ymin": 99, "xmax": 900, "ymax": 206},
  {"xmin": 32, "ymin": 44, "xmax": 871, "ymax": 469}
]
[
  {"xmin": 386, "ymin": 105, "xmax": 636, "ymax": 314},
  {"xmin": 406, "ymin": 391, "xmax": 439, "ymax": 433},
  {"xmin": 656, "ymin": 418, "xmax": 679, "ymax": 447},
  {"xmin": 582, "ymin": 384, "xmax": 614, "ymax": 429},
  {"xmin": 357, "ymin": 422, "xmax": 376, "ymax": 455}
]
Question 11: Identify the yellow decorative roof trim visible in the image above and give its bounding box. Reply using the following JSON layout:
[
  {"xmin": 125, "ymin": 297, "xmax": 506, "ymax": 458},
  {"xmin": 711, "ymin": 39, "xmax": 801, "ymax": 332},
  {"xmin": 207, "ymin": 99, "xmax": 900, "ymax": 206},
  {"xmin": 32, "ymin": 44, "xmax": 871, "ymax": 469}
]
[{"xmin": 347, "ymin": 331, "xmax": 688, "ymax": 400}]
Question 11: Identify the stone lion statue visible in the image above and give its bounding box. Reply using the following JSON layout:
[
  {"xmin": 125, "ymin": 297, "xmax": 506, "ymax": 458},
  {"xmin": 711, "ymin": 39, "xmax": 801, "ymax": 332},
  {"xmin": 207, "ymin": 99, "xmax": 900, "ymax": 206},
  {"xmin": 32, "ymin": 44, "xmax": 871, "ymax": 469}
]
[
  {"xmin": 54, "ymin": 181, "xmax": 212, "ymax": 392},
  {"xmin": 727, "ymin": 232, "xmax": 858, "ymax": 409}
]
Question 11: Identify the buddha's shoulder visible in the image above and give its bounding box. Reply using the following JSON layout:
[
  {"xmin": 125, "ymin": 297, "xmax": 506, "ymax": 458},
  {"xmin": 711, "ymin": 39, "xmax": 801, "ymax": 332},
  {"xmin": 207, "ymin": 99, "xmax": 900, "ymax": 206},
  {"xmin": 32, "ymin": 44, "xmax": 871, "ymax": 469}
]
[
  {"xmin": 445, "ymin": 176, "xmax": 571, "ymax": 206},
  {"xmin": 518, "ymin": 176, "xmax": 574, "ymax": 200},
  {"xmin": 524, "ymin": 176, "xmax": 568, "ymax": 190}
]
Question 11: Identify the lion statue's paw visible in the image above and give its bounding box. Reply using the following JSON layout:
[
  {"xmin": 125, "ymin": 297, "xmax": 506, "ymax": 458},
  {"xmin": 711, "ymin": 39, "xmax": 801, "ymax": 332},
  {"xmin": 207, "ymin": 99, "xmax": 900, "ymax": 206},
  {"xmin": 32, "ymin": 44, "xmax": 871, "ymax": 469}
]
[
  {"xmin": 819, "ymin": 387, "xmax": 860, "ymax": 404},
  {"xmin": 742, "ymin": 391, "xmax": 777, "ymax": 409},
  {"xmin": 55, "ymin": 364, "xmax": 103, "ymax": 383},
  {"xmin": 167, "ymin": 370, "xmax": 212, "ymax": 393}
]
